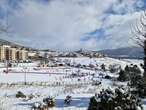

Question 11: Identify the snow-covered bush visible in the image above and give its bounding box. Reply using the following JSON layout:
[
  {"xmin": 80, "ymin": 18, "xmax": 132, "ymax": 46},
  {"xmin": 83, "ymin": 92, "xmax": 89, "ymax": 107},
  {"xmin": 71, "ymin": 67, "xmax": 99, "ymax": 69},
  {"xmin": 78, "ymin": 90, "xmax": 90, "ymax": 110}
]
[
  {"xmin": 92, "ymin": 80, "xmax": 102, "ymax": 86},
  {"xmin": 104, "ymin": 75, "xmax": 112, "ymax": 79},
  {"xmin": 118, "ymin": 65, "xmax": 142, "ymax": 82},
  {"xmin": 101, "ymin": 64, "xmax": 106, "ymax": 71},
  {"xmin": 140, "ymin": 63, "xmax": 144, "ymax": 69},
  {"xmin": 32, "ymin": 97, "xmax": 55, "ymax": 110},
  {"xmin": 64, "ymin": 95, "xmax": 72, "ymax": 105},
  {"xmin": 129, "ymin": 74, "xmax": 145, "ymax": 98},
  {"xmin": 118, "ymin": 65, "xmax": 145, "ymax": 97},
  {"xmin": 109, "ymin": 64, "xmax": 121, "ymax": 73},
  {"xmin": 88, "ymin": 88, "xmax": 143, "ymax": 110},
  {"xmin": 89, "ymin": 64, "xmax": 95, "ymax": 69},
  {"xmin": 127, "ymin": 65, "xmax": 145, "ymax": 97},
  {"xmin": 16, "ymin": 91, "xmax": 26, "ymax": 98},
  {"xmin": 31, "ymin": 102, "xmax": 48, "ymax": 110},
  {"xmin": 128, "ymin": 65, "xmax": 142, "ymax": 86},
  {"xmin": 124, "ymin": 65, "xmax": 141, "ymax": 78},
  {"xmin": 118, "ymin": 70, "xmax": 129, "ymax": 82},
  {"xmin": 43, "ymin": 96, "xmax": 55, "ymax": 107}
]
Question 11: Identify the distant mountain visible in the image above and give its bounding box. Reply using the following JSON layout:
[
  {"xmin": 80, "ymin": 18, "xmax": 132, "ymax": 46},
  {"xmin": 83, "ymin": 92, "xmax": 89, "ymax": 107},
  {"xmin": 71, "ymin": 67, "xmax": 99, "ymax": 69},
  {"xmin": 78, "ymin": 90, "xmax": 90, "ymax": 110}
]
[
  {"xmin": 98, "ymin": 47, "xmax": 144, "ymax": 59},
  {"xmin": 0, "ymin": 39, "xmax": 143, "ymax": 59},
  {"xmin": 0, "ymin": 38, "xmax": 15, "ymax": 45},
  {"xmin": 0, "ymin": 38, "xmax": 37, "ymax": 51}
]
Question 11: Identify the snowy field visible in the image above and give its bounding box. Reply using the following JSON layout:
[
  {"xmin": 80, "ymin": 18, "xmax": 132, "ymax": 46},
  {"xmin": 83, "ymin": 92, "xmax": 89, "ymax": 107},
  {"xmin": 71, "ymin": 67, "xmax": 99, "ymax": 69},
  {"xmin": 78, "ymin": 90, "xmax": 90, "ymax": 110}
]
[{"xmin": 0, "ymin": 57, "xmax": 145, "ymax": 110}]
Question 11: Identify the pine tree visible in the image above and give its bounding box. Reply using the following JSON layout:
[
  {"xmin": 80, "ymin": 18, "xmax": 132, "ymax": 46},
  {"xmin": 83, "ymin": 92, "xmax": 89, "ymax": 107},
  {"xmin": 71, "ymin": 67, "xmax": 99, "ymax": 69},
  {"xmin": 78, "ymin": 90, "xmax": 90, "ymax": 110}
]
[
  {"xmin": 118, "ymin": 65, "xmax": 145, "ymax": 97},
  {"xmin": 118, "ymin": 70, "xmax": 129, "ymax": 82},
  {"xmin": 88, "ymin": 88, "xmax": 143, "ymax": 110}
]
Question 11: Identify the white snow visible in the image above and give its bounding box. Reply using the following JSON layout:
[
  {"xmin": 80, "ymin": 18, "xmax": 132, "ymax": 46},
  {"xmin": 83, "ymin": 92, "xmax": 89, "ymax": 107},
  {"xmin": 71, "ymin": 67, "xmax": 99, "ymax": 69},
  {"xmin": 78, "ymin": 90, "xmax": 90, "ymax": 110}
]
[{"xmin": 0, "ymin": 57, "xmax": 144, "ymax": 110}]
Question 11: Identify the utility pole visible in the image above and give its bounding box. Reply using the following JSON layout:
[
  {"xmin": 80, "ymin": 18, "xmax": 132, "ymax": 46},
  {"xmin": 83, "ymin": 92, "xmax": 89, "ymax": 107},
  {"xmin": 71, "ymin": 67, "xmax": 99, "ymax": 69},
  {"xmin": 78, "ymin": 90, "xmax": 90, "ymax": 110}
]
[
  {"xmin": 6, "ymin": 60, "xmax": 9, "ymax": 74},
  {"xmin": 5, "ymin": 4, "xmax": 10, "ymax": 74},
  {"xmin": 23, "ymin": 67, "xmax": 27, "ymax": 85}
]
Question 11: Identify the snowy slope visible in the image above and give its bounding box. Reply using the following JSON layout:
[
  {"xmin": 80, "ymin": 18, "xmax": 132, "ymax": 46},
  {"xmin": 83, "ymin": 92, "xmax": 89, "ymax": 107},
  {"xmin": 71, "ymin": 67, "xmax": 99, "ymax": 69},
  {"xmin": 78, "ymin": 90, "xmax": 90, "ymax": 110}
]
[{"xmin": 0, "ymin": 57, "xmax": 144, "ymax": 110}]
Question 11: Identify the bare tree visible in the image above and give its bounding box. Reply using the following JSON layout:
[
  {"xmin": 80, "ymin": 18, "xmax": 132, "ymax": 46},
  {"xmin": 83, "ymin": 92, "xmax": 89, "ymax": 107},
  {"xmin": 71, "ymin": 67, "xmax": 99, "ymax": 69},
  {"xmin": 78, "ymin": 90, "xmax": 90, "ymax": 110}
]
[{"xmin": 132, "ymin": 11, "xmax": 146, "ymax": 83}]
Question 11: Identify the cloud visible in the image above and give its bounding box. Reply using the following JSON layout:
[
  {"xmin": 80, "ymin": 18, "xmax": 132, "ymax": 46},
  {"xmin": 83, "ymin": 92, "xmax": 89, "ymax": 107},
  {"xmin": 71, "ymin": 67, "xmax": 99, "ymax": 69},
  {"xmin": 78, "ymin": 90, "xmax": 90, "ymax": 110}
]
[
  {"xmin": 0, "ymin": 0, "xmax": 145, "ymax": 50},
  {"xmin": 100, "ymin": 12, "xmax": 142, "ymax": 49}
]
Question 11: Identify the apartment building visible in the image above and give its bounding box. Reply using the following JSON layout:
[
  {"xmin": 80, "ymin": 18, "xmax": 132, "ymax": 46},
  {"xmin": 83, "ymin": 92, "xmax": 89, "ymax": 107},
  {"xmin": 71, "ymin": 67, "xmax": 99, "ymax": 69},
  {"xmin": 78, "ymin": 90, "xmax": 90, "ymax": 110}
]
[
  {"xmin": 21, "ymin": 49, "xmax": 28, "ymax": 61},
  {"xmin": 11, "ymin": 48, "xmax": 16, "ymax": 61},
  {"xmin": 0, "ymin": 45, "xmax": 28, "ymax": 61}
]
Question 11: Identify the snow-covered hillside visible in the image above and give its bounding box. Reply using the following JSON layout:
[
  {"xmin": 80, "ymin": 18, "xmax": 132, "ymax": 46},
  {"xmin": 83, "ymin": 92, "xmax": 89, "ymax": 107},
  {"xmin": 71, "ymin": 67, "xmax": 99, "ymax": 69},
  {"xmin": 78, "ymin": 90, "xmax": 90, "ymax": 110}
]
[{"xmin": 0, "ymin": 57, "xmax": 145, "ymax": 110}]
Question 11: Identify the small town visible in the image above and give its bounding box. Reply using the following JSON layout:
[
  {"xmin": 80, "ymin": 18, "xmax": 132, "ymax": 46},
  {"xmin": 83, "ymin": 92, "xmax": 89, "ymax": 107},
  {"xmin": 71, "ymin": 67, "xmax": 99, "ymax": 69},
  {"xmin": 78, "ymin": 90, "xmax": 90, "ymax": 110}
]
[{"xmin": 0, "ymin": 0, "xmax": 146, "ymax": 110}]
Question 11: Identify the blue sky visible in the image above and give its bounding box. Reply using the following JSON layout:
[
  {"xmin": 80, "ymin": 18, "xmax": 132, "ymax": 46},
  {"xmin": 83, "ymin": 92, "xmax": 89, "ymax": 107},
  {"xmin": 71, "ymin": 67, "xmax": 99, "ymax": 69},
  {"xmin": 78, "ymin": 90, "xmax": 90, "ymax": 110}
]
[{"xmin": 0, "ymin": 0, "xmax": 145, "ymax": 51}]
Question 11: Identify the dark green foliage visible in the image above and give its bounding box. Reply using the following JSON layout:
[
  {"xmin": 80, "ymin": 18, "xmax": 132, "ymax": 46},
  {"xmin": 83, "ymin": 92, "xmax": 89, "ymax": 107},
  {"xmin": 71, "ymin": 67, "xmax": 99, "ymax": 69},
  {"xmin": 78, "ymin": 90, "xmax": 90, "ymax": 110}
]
[
  {"xmin": 109, "ymin": 64, "xmax": 121, "ymax": 73},
  {"xmin": 118, "ymin": 65, "xmax": 145, "ymax": 97},
  {"xmin": 128, "ymin": 65, "xmax": 141, "ymax": 75},
  {"xmin": 140, "ymin": 63, "xmax": 144, "ymax": 69},
  {"xmin": 130, "ymin": 76, "xmax": 145, "ymax": 98},
  {"xmin": 109, "ymin": 66, "xmax": 116, "ymax": 73},
  {"xmin": 127, "ymin": 65, "xmax": 144, "ymax": 97},
  {"xmin": 101, "ymin": 64, "xmax": 106, "ymax": 71},
  {"xmin": 88, "ymin": 88, "xmax": 143, "ymax": 110},
  {"xmin": 88, "ymin": 96, "xmax": 99, "ymax": 110},
  {"xmin": 16, "ymin": 91, "xmax": 26, "ymax": 98},
  {"xmin": 130, "ymin": 73, "xmax": 143, "ymax": 87},
  {"xmin": 64, "ymin": 95, "xmax": 72, "ymax": 105},
  {"xmin": 43, "ymin": 97, "xmax": 55, "ymax": 107},
  {"xmin": 118, "ymin": 65, "xmax": 142, "ymax": 83},
  {"xmin": 118, "ymin": 70, "xmax": 129, "ymax": 82},
  {"xmin": 124, "ymin": 65, "xmax": 130, "ymax": 73},
  {"xmin": 104, "ymin": 75, "xmax": 112, "ymax": 79}
]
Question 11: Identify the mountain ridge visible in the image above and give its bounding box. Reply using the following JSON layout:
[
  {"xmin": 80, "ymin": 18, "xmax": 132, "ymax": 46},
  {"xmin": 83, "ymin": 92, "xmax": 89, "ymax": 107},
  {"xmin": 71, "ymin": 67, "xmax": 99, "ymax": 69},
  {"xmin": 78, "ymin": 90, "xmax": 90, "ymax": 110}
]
[
  {"xmin": 98, "ymin": 47, "xmax": 144, "ymax": 59},
  {"xmin": 0, "ymin": 38, "xmax": 37, "ymax": 51}
]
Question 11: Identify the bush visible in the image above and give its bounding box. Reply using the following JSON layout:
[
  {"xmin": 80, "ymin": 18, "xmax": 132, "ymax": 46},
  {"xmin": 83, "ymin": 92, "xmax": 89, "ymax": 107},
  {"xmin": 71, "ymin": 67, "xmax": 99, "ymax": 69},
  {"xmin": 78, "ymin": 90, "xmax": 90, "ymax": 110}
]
[
  {"xmin": 43, "ymin": 97, "xmax": 55, "ymax": 107},
  {"xmin": 88, "ymin": 88, "xmax": 143, "ymax": 110},
  {"xmin": 16, "ymin": 91, "xmax": 26, "ymax": 98},
  {"xmin": 118, "ymin": 65, "xmax": 145, "ymax": 97},
  {"xmin": 109, "ymin": 64, "xmax": 121, "ymax": 73},
  {"xmin": 31, "ymin": 97, "xmax": 55, "ymax": 110},
  {"xmin": 127, "ymin": 65, "xmax": 145, "ymax": 97},
  {"xmin": 104, "ymin": 75, "xmax": 112, "ymax": 79},
  {"xmin": 64, "ymin": 95, "xmax": 72, "ymax": 105},
  {"xmin": 140, "ymin": 63, "xmax": 144, "ymax": 69},
  {"xmin": 32, "ymin": 102, "xmax": 48, "ymax": 110},
  {"xmin": 101, "ymin": 64, "xmax": 106, "ymax": 71},
  {"xmin": 130, "ymin": 75, "xmax": 145, "ymax": 98},
  {"xmin": 118, "ymin": 65, "xmax": 142, "ymax": 82},
  {"xmin": 118, "ymin": 70, "xmax": 129, "ymax": 82}
]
